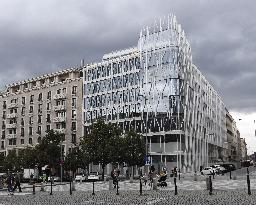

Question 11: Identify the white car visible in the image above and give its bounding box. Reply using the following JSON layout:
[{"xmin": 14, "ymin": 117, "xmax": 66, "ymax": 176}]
[
  {"xmin": 75, "ymin": 174, "xmax": 86, "ymax": 182},
  {"xmin": 87, "ymin": 172, "xmax": 100, "ymax": 181},
  {"xmin": 213, "ymin": 165, "xmax": 226, "ymax": 173},
  {"xmin": 201, "ymin": 167, "xmax": 214, "ymax": 175}
]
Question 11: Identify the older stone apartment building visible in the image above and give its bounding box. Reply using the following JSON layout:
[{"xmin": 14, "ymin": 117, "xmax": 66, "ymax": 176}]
[{"xmin": 0, "ymin": 68, "xmax": 83, "ymax": 156}]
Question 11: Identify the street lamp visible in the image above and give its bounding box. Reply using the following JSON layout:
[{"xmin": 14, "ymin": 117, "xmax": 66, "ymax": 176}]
[{"xmin": 206, "ymin": 133, "xmax": 214, "ymax": 167}]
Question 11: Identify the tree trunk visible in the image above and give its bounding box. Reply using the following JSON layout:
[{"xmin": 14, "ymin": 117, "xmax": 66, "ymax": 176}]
[{"xmin": 102, "ymin": 164, "xmax": 105, "ymax": 181}]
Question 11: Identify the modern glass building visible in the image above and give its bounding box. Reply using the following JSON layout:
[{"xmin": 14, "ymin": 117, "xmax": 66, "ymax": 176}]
[{"xmin": 83, "ymin": 14, "xmax": 226, "ymax": 172}]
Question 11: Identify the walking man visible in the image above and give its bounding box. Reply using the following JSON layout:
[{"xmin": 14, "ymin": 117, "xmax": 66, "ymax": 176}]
[
  {"xmin": 7, "ymin": 171, "xmax": 14, "ymax": 195},
  {"xmin": 13, "ymin": 171, "xmax": 22, "ymax": 192}
]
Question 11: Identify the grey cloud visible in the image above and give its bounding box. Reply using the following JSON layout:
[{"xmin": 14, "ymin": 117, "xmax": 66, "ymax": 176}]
[{"xmin": 0, "ymin": 0, "xmax": 256, "ymax": 112}]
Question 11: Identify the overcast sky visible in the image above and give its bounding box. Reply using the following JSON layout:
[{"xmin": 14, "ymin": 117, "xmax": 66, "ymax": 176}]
[{"xmin": 1, "ymin": 0, "xmax": 256, "ymax": 153}]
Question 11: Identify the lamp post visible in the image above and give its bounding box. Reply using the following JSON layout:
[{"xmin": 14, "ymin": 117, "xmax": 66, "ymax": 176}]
[
  {"xmin": 60, "ymin": 135, "xmax": 63, "ymax": 183},
  {"xmin": 205, "ymin": 133, "xmax": 214, "ymax": 167}
]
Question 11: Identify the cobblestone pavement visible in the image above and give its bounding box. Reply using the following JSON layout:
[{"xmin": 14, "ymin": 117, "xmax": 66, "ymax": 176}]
[
  {"xmin": 1, "ymin": 169, "xmax": 256, "ymax": 204},
  {"xmin": 1, "ymin": 190, "xmax": 256, "ymax": 205}
]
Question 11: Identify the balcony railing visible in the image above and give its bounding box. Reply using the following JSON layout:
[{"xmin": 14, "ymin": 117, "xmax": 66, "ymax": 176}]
[
  {"xmin": 7, "ymin": 103, "xmax": 18, "ymax": 109},
  {"xmin": 6, "ymin": 113, "xmax": 18, "ymax": 118},
  {"xmin": 53, "ymin": 105, "xmax": 66, "ymax": 111},
  {"xmin": 53, "ymin": 116, "xmax": 66, "ymax": 123},
  {"xmin": 53, "ymin": 93, "xmax": 66, "ymax": 100},
  {"xmin": 54, "ymin": 128, "xmax": 66, "ymax": 134},
  {"xmin": 6, "ymin": 123, "xmax": 17, "ymax": 129},
  {"xmin": 6, "ymin": 134, "xmax": 16, "ymax": 139}
]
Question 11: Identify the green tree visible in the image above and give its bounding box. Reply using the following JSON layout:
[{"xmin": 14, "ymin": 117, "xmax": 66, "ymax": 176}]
[
  {"xmin": 123, "ymin": 130, "xmax": 146, "ymax": 177},
  {"xmin": 63, "ymin": 147, "xmax": 79, "ymax": 173},
  {"xmin": 80, "ymin": 119, "xmax": 122, "ymax": 180},
  {"xmin": 3, "ymin": 150, "xmax": 20, "ymax": 171},
  {"xmin": 35, "ymin": 130, "xmax": 63, "ymax": 168},
  {"xmin": 18, "ymin": 147, "xmax": 38, "ymax": 169}
]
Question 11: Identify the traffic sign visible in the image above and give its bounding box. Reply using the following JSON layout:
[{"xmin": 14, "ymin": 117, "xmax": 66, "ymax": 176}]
[{"xmin": 144, "ymin": 155, "xmax": 152, "ymax": 165}]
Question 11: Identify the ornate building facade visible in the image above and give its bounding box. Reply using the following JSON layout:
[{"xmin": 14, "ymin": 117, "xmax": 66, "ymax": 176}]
[{"xmin": 0, "ymin": 68, "xmax": 83, "ymax": 156}]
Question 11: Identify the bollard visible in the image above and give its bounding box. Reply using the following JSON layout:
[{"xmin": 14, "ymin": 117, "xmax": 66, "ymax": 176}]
[
  {"xmin": 178, "ymin": 170, "xmax": 180, "ymax": 180},
  {"xmin": 70, "ymin": 179, "xmax": 72, "ymax": 195},
  {"xmin": 72, "ymin": 181, "xmax": 76, "ymax": 191},
  {"xmin": 109, "ymin": 179, "xmax": 113, "ymax": 190},
  {"xmin": 40, "ymin": 182, "xmax": 45, "ymax": 192},
  {"xmin": 229, "ymin": 171, "xmax": 232, "ymax": 180},
  {"xmin": 50, "ymin": 179, "xmax": 53, "ymax": 195},
  {"xmin": 153, "ymin": 178, "xmax": 158, "ymax": 190},
  {"xmin": 247, "ymin": 168, "xmax": 251, "ymax": 195},
  {"xmin": 209, "ymin": 176, "xmax": 212, "ymax": 195},
  {"xmin": 139, "ymin": 177, "xmax": 142, "ymax": 196},
  {"xmin": 33, "ymin": 183, "xmax": 35, "ymax": 194},
  {"xmin": 92, "ymin": 181, "xmax": 95, "ymax": 195},
  {"xmin": 174, "ymin": 177, "xmax": 177, "ymax": 195},
  {"xmin": 116, "ymin": 180, "xmax": 119, "ymax": 195}
]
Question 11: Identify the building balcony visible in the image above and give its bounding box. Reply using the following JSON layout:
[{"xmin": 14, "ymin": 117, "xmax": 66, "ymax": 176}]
[
  {"xmin": 7, "ymin": 103, "xmax": 18, "ymax": 109},
  {"xmin": 6, "ymin": 123, "xmax": 17, "ymax": 129},
  {"xmin": 6, "ymin": 113, "xmax": 18, "ymax": 118},
  {"xmin": 6, "ymin": 134, "xmax": 16, "ymax": 139},
  {"xmin": 53, "ymin": 116, "xmax": 66, "ymax": 123},
  {"xmin": 53, "ymin": 93, "xmax": 66, "ymax": 100},
  {"xmin": 53, "ymin": 105, "xmax": 66, "ymax": 111},
  {"xmin": 54, "ymin": 128, "xmax": 66, "ymax": 134}
]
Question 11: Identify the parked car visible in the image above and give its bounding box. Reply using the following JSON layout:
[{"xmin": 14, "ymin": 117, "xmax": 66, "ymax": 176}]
[
  {"xmin": 210, "ymin": 165, "xmax": 226, "ymax": 174},
  {"xmin": 201, "ymin": 167, "xmax": 214, "ymax": 175},
  {"xmin": 47, "ymin": 176, "xmax": 61, "ymax": 182},
  {"xmin": 75, "ymin": 174, "xmax": 86, "ymax": 182},
  {"xmin": 87, "ymin": 172, "xmax": 100, "ymax": 181},
  {"xmin": 220, "ymin": 163, "xmax": 236, "ymax": 172}
]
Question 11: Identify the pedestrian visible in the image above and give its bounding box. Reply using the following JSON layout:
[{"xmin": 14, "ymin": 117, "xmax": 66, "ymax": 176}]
[
  {"xmin": 13, "ymin": 171, "xmax": 22, "ymax": 192},
  {"xmin": 111, "ymin": 166, "xmax": 119, "ymax": 188},
  {"xmin": 148, "ymin": 165, "xmax": 155, "ymax": 186},
  {"xmin": 7, "ymin": 172, "xmax": 14, "ymax": 195}
]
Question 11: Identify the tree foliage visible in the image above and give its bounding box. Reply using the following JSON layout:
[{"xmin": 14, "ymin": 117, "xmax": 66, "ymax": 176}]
[
  {"xmin": 123, "ymin": 130, "xmax": 146, "ymax": 167},
  {"xmin": 80, "ymin": 119, "xmax": 122, "ymax": 179}
]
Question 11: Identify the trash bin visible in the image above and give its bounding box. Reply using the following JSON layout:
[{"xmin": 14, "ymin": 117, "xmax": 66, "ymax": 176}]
[{"xmin": 206, "ymin": 177, "xmax": 210, "ymax": 190}]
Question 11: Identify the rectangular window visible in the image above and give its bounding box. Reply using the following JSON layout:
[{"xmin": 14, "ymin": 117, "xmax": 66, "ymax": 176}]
[
  {"xmin": 47, "ymin": 103, "xmax": 51, "ymax": 111},
  {"xmin": 21, "ymin": 139, "xmax": 24, "ymax": 144},
  {"xmin": 29, "ymin": 127, "xmax": 33, "ymax": 135},
  {"xmin": 21, "ymin": 128, "xmax": 24, "ymax": 136},
  {"xmin": 30, "ymin": 95, "xmax": 34, "ymax": 104},
  {"xmin": 72, "ymin": 86, "xmax": 77, "ymax": 95},
  {"xmin": 71, "ymin": 122, "xmax": 76, "ymax": 131},
  {"xmin": 22, "ymin": 97, "xmax": 26, "ymax": 105},
  {"xmin": 38, "ymin": 115, "xmax": 42, "ymax": 124},
  {"xmin": 72, "ymin": 98, "xmax": 76, "ymax": 108},
  {"xmin": 72, "ymin": 110, "xmax": 76, "ymax": 119},
  {"xmin": 71, "ymin": 134, "xmax": 76, "ymax": 144},
  {"xmin": 29, "ymin": 106, "xmax": 33, "ymax": 113},
  {"xmin": 21, "ymin": 107, "xmax": 25, "ymax": 115},
  {"xmin": 46, "ymin": 125, "xmax": 51, "ymax": 131},
  {"xmin": 38, "ymin": 93, "xmax": 43, "ymax": 101},
  {"xmin": 47, "ymin": 91, "xmax": 51, "ymax": 100},
  {"xmin": 29, "ymin": 117, "xmax": 33, "ymax": 125},
  {"xmin": 37, "ymin": 126, "xmax": 41, "ymax": 135},
  {"xmin": 46, "ymin": 114, "xmax": 51, "ymax": 123}
]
